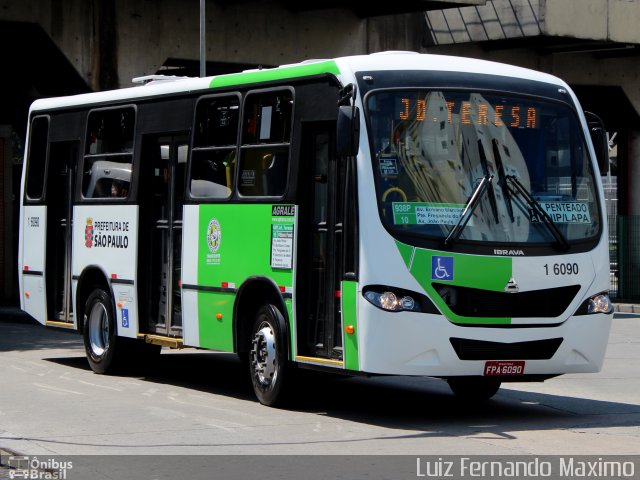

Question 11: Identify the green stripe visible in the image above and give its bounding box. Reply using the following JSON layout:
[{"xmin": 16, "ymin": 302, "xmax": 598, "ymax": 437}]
[
  {"xmin": 342, "ymin": 280, "xmax": 359, "ymax": 371},
  {"xmin": 395, "ymin": 241, "xmax": 414, "ymax": 269},
  {"xmin": 285, "ymin": 298, "xmax": 295, "ymax": 360},
  {"xmin": 209, "ymin": 60, "xmax": 340, "ymax": 89},
  {"xmin": 396, "ymin": 241, "xmax": 513, "ymax": 325}
]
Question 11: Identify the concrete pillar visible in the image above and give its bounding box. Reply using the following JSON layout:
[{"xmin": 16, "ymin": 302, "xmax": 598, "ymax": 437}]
[
  {"xmin": 0, "ymin": 125, "xmax": 15, "ymax": 303},
  {"xmin": 541, "ymin": 0, "xmax": 608, "ymax": 40}
]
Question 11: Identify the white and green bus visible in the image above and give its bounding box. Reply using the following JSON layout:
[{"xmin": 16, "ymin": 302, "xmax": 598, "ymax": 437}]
[{"xmin": 19, "ymin": 51, "xmax": 613, "ymax": 405}]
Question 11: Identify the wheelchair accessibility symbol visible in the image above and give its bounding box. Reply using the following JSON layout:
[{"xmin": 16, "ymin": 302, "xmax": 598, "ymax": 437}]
[{"xmin": 431, "ymin": 256, "xmax": 454, "ymax": 281}]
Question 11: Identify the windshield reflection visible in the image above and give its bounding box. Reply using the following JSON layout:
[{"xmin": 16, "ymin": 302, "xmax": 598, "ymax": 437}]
[{"xmin": 366, "ymin": 90, "xmax": 600, "ymax": 246}]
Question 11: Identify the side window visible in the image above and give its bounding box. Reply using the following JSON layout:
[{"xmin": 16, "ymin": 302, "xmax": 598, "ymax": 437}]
[
  {"xmin": 190, "ymin": 95, "xmax": 239, "ymax": 199},
  {"xmin": 82, "ymin": 107, "xmax": 135, "ymax": 199},
  {"xmin": 25, "ymin": 116, "xmax": 49, "ymax": 200},
  {"xmin": 239, "ymin": 90, "xmax": 292, "ymax": 197}
]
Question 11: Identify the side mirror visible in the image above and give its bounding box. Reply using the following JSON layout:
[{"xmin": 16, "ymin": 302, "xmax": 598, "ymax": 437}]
[
  {"xmin": 337, "ymin": 105, "xmax": 360, "ymax": 158},
  {"xmin": 584, "ymin": 111, "xmax": 609, "ymax": 175}
]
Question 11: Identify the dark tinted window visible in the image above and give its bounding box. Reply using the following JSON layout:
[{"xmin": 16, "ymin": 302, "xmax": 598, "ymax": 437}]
[
  {"xmin": 239, "ymin": 90, "xmax": 293, "ymax": 197},
  {"xmin": 26, "ymin": 116, "xmax": 49, "ymax": 200},
  {"xmin": 82, "ymin": 107, "xmax": 135, "ymax": 199},
  {"xmin": 190, "ymin": 95, "xmax": 240, "ymax": 199},
  {"xmin": 194, "ymin": 96, "xmax": 240, "ymax": 147}
]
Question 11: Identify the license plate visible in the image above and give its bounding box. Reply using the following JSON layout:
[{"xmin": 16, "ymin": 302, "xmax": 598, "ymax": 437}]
[{"xmin": 484, "ymin": 360, "xmax": 525, "ymax": 376}]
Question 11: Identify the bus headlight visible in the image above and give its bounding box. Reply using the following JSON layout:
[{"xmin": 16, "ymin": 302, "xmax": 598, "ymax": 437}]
[
  {"xmin": 575, "ymin": 292, "xmax": 614, "ymax": 315},
  {"xmin": 363, "ymin": 285, "xmax": 440, "ymax": 314},
  {"xmin": 379, "ymin": 291, "xmax": 401, "ymax": 311},
  {"xmin": 587, "ymin": 293, "xmax": 613, "ymax": 314},
  {"xmin": 365, "ymin": 290, "xmax": 403, "ymax": 311}
]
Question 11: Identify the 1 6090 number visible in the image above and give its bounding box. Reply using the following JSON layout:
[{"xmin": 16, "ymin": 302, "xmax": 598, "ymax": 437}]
[{"xmin": 544, "ymin": 262, "xmax": 579, "ymax": 275}]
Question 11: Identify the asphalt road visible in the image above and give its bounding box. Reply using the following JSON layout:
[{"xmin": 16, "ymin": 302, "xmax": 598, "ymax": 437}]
[{"xmin": 0, "ymin": 308, "xmax": 638, "ymax": 478}]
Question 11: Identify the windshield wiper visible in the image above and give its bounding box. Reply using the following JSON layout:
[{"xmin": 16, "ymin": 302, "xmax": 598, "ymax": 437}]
[
  {"xmin": 505, "ymin": 175, "xmax": 570, "ymax": 251},
  {"xmin": 444, "ymin": 174, "xmax": 494, "ymax": 247},
  {"xmin": 477, "ymin": 140, "xmax": 499, "ymax": 224},
  {"xmin": 492, "ymin": 139, "xmax": 514, "ymax": 223}
]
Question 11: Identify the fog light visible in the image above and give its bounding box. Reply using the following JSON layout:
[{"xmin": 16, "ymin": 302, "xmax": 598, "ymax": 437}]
[{"xmin": 401, "ymin": 296, "xmax": 415, "ymax": 310}]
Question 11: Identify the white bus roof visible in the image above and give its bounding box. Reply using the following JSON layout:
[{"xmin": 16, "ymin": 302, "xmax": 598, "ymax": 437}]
[{"xmin": 29, "ymin": 51, "xmax": 569, "ymax": 113}]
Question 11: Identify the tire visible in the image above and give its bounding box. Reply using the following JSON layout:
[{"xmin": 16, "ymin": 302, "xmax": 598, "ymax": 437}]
[
  {"xmin": 83, "ymin": 287, "xmax": 121, "ymax": 374},
  {"xmin": 248, "ymin": 304, "xmax": 289, "ymax": 406},
  {"xmin": 447, "ymin": 377, "xmax": 501, "ymax": 402}
]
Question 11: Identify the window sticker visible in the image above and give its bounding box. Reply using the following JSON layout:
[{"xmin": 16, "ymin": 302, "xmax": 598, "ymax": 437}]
[
  {"xmin": 259, "ymin": 106, "xmax": 273, "ymax": 140},
  {"xmin": 379, "ymin": 155, "xmax": 399, "ymax": 177},
  {"xmin": 241, "ymin": 169, "xmax": 256, "ymax": 187},
  {"xmin": 271, "ymin": 224, "xmax": 294, "ymax": 269},
  {"xmin": 431, "ymin": 256, "xmax": 454, "ymax": 281},
  {"xmin": 532, "ymin": 202, "xmax": 591, "ymax": 224},
  {"xmin": 392, "ymin": 202, "xmax": 468, "ymax": 226}
]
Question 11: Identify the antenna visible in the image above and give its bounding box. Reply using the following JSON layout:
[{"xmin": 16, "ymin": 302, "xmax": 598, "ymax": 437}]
[{"xmin": 200, "ymin": 0, "xmax": 206, "ymax": 77}]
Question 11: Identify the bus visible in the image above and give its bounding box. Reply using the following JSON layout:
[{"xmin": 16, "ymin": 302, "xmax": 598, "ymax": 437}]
[{"xmin": 18, "ymin": 51, "xmax": 613, "ymax": 406}]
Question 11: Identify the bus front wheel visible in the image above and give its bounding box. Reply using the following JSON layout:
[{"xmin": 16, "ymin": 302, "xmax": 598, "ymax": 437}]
[
  {"xmin": 249, "ymin": 304, "xmax": 289, "ymax": 406},
  {"xmin": 83, "ymin": 287, "xmax": 120, "ymax": 374},
  {"xmin": 447, "ymin": 377, "xmax": 501, "ymax": 401}
]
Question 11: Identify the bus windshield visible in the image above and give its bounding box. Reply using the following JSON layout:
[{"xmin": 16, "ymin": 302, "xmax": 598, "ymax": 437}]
[{"xmin": 366, "ymin": 89, "xmax": 601, "ymax": 248}]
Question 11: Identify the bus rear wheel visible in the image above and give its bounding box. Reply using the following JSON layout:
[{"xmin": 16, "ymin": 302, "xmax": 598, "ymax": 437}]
[
  {"xmin": 447, "ymin": 377, "xmax": 501, "ymax": 401},
  {"xmin": 249, "ymin": 304, "xmax": 289, "ymax": 406},
  {"xmin": 83, "ymin": 287, "xmax": 120, "ymax": 374}
]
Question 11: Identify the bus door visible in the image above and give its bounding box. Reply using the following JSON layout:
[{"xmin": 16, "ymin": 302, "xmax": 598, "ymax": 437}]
[
  {"xmin": 297, "ymin": 123, "xmax": 344, "ymax": 361},
  {"xmin": 44, "ymin": 142, "xmax": 77, "ymax": 324},
  {"xmin": 139, "ymin": 135, "xmax": 188, "ymax": 337}
]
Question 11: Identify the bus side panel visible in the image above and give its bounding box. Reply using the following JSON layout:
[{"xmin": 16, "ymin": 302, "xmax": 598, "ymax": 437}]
[
  {"xmin": 197, "ymin": 291, "xmax": 235, "ymax": 351},
  {"xmin": 21, "ymin": 205, "xmax": 48, "ymax": 324},
  {"xmin": 73, "ymin": 205, "xmax": 140, "ymax": 339},
  {"xmin": 182, "ymin": 204, "xmax": 200, "ymax": 347},
  {"xmin": 196, "ymin": 204, "xmax": 294, "ymax": 351}
]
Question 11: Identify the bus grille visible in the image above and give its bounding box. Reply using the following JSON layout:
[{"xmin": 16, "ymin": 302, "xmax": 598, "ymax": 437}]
[
  {"xmin": 432, "ymin": 283, "xmax": 580, "ymax": 318},
  {"xmin": 450, "ymin": 337, "xmax": 563, "ymax": 360}
]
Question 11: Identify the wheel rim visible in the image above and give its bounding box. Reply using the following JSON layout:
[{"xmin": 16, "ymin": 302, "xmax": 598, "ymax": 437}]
[
  {"xmin": 250, "ymin": 320, "xmax": 278, "ymax": 387},
  {"xmin": 88, "ymin": 301, "xmax": 110, "ymax": 357}
]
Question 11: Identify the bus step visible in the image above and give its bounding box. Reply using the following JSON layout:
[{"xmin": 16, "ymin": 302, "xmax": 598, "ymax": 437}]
[
  {"xmin": 45, "ymin": 320, "xmax": 75, "ymax": 329},
  {"xmin": 138, "ymin": 334, "xmax": 184, "ymax": 349},
  {"xmin": 295, "ymin": 355, "xmax": 344, "ymax": 368}
]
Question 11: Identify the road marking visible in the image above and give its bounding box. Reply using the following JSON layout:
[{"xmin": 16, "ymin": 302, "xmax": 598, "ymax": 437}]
[
  {"xmin": 32, "ymin": 382, "xmax": 84, "ymax": 395},
  {"xmin": 77, "ymin": 379, "xmax": 123, "ymax": 391}
]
